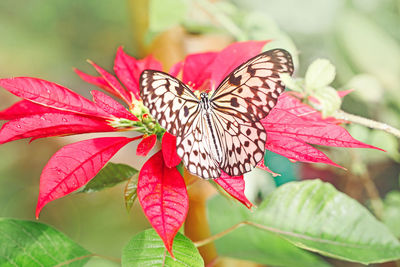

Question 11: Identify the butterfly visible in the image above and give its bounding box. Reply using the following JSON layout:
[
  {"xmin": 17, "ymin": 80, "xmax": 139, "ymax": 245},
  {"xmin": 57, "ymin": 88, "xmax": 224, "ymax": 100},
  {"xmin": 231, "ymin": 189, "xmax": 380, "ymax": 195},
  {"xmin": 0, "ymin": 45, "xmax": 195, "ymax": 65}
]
[{"xmin": 139, "ymin": 49, "xmax": 294, "ymax": 179}]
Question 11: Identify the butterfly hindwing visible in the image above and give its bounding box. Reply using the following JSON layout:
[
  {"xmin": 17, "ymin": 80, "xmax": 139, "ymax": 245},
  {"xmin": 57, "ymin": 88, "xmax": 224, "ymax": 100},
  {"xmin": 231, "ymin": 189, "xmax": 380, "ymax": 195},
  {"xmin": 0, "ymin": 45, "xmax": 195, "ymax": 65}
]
[
  {"xmin": 211, "ymin": 110, "xmax": 267, "ymax": 176},
  {"xmin": 210, "ymin": 49, "xmax": 294, "ymax": 122}
]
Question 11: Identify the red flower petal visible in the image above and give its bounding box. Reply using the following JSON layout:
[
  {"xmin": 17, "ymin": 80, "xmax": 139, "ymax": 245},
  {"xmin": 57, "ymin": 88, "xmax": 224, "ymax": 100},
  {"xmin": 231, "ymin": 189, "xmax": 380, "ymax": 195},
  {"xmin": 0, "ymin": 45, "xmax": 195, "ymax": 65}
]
[
  {"xmin": 209, "ymin": 40, "xmax": 269, "ymax": 89},
  {"xmin": 91, "ymin": 90, "xmax": 138, "ymax": 121},
  {"xmin": 182, "ymin": 52, "xmax": 217, "ymax": 90},
  {"xmin": 137, "ymin": 151, "xmax": 188, "ymax": 256},
  {"xmin": 162, "ymin": 132, "xmax": 181, "ymax": 168},
  {"xmin": 136, "ymin": 134, "xmax": 157, "ymax": 156},
  {"xmin": 88, "ymin": 60, "xmax": 132, "ymax": 105},
  {"xmin": 36, "ymin": 136, "xmax": 140, "ymax": 218},
  {"xmin": 114, "ymin": 47, "xmax": 162, "ymax": 100},
  {"xmin": 0, "ymin": 113, "xmax": 115, "ymax": 145},
  {"xmin": 0, "ymin": 77, "xmax": 110, "ymax": 118},
  {"xmin": 256, "ymin": 161, "xmax": 280, "ymax": 177},
  {"xmin": 0, "ymin": 100, "xmax": 59, "ymax": 120},
  {"xmin": 215, "ymin": 171, "xmax": 253, "ymax": 209},
  {"xmin": 74, "ymin": 68, "xmax": 115, "ymax": 94},
  {"xmin": 265, "ymin": 133, "xmax": 342, "ymax": 168}
]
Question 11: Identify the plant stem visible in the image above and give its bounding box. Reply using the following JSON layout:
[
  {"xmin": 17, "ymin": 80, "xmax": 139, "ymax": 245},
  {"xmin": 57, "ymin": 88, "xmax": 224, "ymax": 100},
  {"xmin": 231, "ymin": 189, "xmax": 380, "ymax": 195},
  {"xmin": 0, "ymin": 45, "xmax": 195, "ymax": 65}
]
[
  {"xmin": 183, "ymin": 169, "xmax": 218, "ymax": 265},
  {"xmin": 335, "ymin": 110, "xmax": 400, "ymax": 139},
  {"xmin": 54, "ymin": 254, "xmax": 121, "ymax": 267}
]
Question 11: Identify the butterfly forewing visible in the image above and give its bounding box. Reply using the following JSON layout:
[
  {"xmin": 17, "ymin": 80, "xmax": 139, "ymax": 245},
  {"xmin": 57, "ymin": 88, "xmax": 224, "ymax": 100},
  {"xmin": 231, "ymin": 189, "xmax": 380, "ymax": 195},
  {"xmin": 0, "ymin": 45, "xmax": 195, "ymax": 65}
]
[
  {"xmin": 140, "ymin": 70, "xmax": 199, "ymax": 136},
  {"xmin": 210, "ymin": 49, "xmax": 294, "ymax": 122}
]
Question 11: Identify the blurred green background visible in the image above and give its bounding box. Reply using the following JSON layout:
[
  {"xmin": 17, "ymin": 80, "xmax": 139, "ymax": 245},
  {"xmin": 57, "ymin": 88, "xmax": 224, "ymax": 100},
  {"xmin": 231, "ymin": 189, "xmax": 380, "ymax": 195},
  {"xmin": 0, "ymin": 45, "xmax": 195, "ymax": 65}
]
[{"xmin": 0, "ymin": 0, "xmax": 399, "ymax": 264}]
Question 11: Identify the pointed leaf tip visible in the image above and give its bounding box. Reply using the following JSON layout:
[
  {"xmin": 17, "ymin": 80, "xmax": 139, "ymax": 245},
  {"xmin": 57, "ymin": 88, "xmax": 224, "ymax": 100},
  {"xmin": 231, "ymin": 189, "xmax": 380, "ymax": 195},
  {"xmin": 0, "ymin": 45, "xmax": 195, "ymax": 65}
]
[{"xmin": 215, "ymin": 172, "xmax": 253, "ymax": 209}]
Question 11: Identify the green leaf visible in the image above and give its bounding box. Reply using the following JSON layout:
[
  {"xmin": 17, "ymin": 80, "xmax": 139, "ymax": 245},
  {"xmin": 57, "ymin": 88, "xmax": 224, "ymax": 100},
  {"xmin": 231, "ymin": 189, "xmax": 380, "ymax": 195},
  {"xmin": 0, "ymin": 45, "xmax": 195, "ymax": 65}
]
[
  {"xmin": 336, "ymin": 10, "xmax": 400, "ymax": 96},
  {"xmin": 207, "ymin": 195, "xmax": 331, "ymax": 267},
  {"xmin": 313, "ymin": 86, "xmax": 341, "ymax": 117},
  {"xmin": 305, "ymin": 59, "xmax": 336, "ymax": 90},
  {"xmin": 252, "ymin": 180, "xmax": 400, "ymax": 264},
  {"xmin": 0, "ymin": 218, "xmax": 91, "ymax": 266},
  {"xmin": 382, "ymin": 191, "xmax": 400, "ymax": 238},
  {"xmin": 147, "ymin": 0, "xmax": 188, "ymax": 42},
  {"xmin": 280, "ymin": 73, "xmax": 304, "ymax": 93},
  {"xmin": 79, "ymin": 162, "xmax": 138, "ymax": 193},
  {"xmin": 122, "ymin": 229, "xmax": 203, "ymax": 267},
  {"xmin": 124, "ymin": 173, "xmax": 139, "ymax": 212}
]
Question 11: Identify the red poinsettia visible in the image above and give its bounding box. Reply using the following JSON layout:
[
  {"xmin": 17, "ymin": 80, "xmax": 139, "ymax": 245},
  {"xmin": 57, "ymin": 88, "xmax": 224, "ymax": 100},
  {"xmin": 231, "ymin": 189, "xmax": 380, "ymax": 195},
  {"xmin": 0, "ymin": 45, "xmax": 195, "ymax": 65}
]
[{"xmin": 0, "ymin": 41, "xmax": 379, "ymax": 256}]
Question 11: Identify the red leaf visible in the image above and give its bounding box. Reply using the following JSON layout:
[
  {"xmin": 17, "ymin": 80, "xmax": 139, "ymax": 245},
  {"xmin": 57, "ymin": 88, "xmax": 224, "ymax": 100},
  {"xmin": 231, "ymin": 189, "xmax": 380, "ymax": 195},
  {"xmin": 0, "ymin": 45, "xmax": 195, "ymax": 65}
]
[
  {"xmin": 0, "ymin": 77, "xmax": 110, "ymax": 118},
  {"xmin": 162, "ymin": 132, "xmax": 181, "ymax": 168},
  {"xmin": 209, "ymin": 40, "xmax": 269, "ymax": 89},
  {"xmin": 265, "ymin": 94, "xmax": 381, "ymax": 150},
  {"xmin": 0, "ymin": 113, "xmax": 115, "ymax": 145},
  {"xmin": 215, "ymin": 172, "xmax": 253, "ymax": 209},
  {"xmin": 114, "ymin": 47, "xmax": 162, "ymax": 100},
  {"xmin": 0, "ymin": 100, "xmax": 60, "ymax": 120},
  {"xmin": 265, "ymin": 133, "xmax": 342, "ymax": 168},
  {"xmin": 182, "ymin": 52, "xmax": 218, "ymax": 90},
  {"xmin": 137, "ymin": 151, "xmax": 188, "ymax": 256},
  {"xmin": 74, "ymin": 68, "xmax": 115, "ymax": 94},
  {"xmin": 91, "ymin": 90, "xmax": 138, "ymax": 121},
  {"xmin": 136, "ymin": 134, "xmax": 157, "ymax": 156},
  {"xmin": 88, "ymin": 60, "xmax": 132, "ymax": 105},
  {"xmin": 256, "ymin": 161, "xmax": 280, "ymax": 177},
  {"xmin": 36, "ymin": 136, "xmax": 140, "ymax": 218}
]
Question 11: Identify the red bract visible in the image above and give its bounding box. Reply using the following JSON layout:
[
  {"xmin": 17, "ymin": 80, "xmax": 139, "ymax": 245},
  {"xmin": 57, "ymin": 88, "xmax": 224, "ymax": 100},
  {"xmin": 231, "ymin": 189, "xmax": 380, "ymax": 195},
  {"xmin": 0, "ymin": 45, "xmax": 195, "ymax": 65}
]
[
  {"xmin": 137, "ymin": 150, "xmax": 188, "ymax": 256},
  {"xmin": 36, "ymin": 136, "xmax": 141, "ymax": 218},
  {"xmin": 0, "ymin": 41, "xmax": 380, "ymax": 256},
  {"xmin": 215, "ymin": 172, "xmax": 252, "ymax": 209}
]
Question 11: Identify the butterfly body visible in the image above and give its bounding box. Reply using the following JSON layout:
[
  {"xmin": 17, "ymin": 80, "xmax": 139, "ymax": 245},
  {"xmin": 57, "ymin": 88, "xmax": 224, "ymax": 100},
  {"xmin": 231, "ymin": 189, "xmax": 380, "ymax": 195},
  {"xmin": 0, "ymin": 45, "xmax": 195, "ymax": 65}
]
[{"xmin": 140, "ymin": 49, "xmax": 294, "ymax": 179}]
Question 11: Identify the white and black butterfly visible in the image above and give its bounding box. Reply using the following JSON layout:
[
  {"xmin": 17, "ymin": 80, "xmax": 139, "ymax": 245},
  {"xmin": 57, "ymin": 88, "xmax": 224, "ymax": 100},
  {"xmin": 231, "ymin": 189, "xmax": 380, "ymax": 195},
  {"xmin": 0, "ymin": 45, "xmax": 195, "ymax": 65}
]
[{"xmin": 140, "ymin": 49, "xmax": 294, "ymax": 179}]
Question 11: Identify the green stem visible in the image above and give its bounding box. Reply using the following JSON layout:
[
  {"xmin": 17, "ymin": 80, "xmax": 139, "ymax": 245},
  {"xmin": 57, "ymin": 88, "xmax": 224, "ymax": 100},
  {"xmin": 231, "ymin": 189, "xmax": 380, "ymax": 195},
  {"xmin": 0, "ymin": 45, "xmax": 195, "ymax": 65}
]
[{"xmin": 334, "ymin": 110, "xmax": 400, "ymax": 139}]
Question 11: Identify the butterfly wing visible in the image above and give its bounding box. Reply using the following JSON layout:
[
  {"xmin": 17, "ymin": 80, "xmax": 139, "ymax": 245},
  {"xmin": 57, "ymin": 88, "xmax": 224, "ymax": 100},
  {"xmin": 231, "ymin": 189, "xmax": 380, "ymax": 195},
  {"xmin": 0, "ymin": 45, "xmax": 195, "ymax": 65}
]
[
  {"xmin": 140, "ymin": 70, "xmax": 220, "ymax": 179},
  {"xmin": 210, "ymin": 49, "xmax": 293, "ymax": 175},
  {"xmin": 176, "ymin": 108, "xmax": 221, "ymax": 179},
  {"xmin": 140, "ymin": 70, "xmax": 200, "ymax": 136},
  {"xmin": 211, "ymin": 110, "xmax": 266, "ymax": 176},
  {"xmin": 210, "ymin": 49, "xmax": 294, "ymax": 123}
]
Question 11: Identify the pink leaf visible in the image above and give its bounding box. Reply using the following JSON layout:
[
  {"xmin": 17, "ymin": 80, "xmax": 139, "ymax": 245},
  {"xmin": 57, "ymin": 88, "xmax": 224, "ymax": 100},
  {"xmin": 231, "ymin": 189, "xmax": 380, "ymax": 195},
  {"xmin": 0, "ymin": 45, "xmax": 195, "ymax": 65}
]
[
  {"xmin": 136, "ymin": 134, "xmax": 157, "ymax": 156},
  {"xmin": 182, "ymin": 52, "xmax": 218, "ymax": 90},
  {"xmin": 215, "ymin": 172, "xmax": 253, "ymax": 209},
  {"xmin": 88, "ymin": 60, "xmax": 132, "ymax": 105},
  {"xmin": 256, "ymin": 161, "xmax": 280, "ymax": 177},
  {"xmin": 74, "ymin": 68, "xmax": 115, "ymax": 94},
  {"xmin": 0, "ymin": 77, "xmax": 110, "ymax": 118},
  {"xmin": 265, "ymin": 133, "xmax": 342, "ymax": 168},
  {"xmin": 0, "ymin": 113, "xmax": 115, "ymax": 145},
  {"xmin": 162, "ymin": 132, "xmax": 181, "ymax": 168},
  {"xmin": 114, "ymin": 47, "xmax": 162, "ymax": 100},
  {"xmin": 338, "ymin": 89, "xmax": 354, "ymax": 98},
  {"xmin": 0, "ymin": 100, "xmax": 61, "ymax": 120},
  {"xmin": 36, "ymin": 136, "xmax": 141, "ymax": 217},
  {"xmin": 91, "ymin": 90, "xmax": 138, "ymax": 121},
  {"xmin": 137, "ymin": 151, "xmax": 188, "ymax": 256},
  {"xmin": 209, "ymin": 40, "xmax": 269, "ymax": 89}
]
